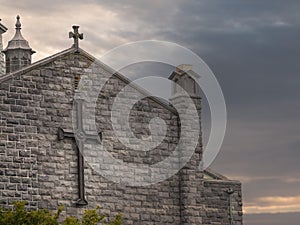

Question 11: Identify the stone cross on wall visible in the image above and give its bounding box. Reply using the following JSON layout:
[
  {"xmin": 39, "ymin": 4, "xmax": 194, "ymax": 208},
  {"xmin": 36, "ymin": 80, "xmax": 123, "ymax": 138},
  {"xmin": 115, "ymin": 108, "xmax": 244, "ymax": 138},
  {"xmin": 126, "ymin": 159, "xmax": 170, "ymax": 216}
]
[
  {"xmin": 58, "ymin": 98, "xmax": 101, "ymax": 206},
  {"xmin": 69, "ymin": 25, "xmax": 83, "ymax": 53}
]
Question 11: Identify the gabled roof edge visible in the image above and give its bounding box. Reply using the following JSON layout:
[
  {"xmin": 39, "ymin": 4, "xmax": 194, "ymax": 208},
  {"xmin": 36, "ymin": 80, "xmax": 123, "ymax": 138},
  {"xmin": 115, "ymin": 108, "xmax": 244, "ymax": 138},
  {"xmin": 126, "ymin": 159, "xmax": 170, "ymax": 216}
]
[
  {"xmin": 0, "ymin": 47, "xmax": 178, "ymax": 115},
  {"xmin": 204, "ymin": 168, "xmax": 229, "ymax": 180},
  {"xmin": 78, "ymin": 48, "xmax": 178, "ymax": 115},
  {"xmin": 0, "ymin": 47, "xmax": 74, "ymax": 83},
  {"xmin": 204, "ymin": 168, "xmax": 242, "ymax": 183}
]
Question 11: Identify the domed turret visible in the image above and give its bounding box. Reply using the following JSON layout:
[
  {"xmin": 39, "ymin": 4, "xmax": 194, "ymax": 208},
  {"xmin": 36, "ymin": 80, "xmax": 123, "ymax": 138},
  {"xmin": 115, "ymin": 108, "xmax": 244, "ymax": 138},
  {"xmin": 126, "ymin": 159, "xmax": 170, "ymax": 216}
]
[{"xmin": 2, "ymin": 15, "xmax": 35, "ymax": 73}]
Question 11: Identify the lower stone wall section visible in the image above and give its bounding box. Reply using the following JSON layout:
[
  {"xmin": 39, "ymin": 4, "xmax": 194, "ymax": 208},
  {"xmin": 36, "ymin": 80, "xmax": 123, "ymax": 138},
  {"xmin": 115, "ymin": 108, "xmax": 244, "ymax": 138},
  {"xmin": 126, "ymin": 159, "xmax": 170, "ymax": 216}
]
[{"xmin": 202, "ymin": 179, "xmax": 243, "ymax": 225}]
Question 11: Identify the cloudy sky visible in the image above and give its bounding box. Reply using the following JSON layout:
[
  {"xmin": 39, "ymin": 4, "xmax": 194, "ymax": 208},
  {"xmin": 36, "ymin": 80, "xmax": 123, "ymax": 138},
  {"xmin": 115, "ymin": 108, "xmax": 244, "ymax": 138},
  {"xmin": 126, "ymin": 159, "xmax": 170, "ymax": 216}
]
[{"xmin": 1, "ymin": 0, "xmax": 300, "ymax": 224}]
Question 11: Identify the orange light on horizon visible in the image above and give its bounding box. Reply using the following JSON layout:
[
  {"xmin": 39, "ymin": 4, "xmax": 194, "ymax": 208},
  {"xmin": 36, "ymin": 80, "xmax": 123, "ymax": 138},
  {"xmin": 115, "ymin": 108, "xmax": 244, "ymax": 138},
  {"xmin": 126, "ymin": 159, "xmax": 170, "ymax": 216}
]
[{"xmin": 244, "ymin": 195, "xmax": 300, "ymax": 214}]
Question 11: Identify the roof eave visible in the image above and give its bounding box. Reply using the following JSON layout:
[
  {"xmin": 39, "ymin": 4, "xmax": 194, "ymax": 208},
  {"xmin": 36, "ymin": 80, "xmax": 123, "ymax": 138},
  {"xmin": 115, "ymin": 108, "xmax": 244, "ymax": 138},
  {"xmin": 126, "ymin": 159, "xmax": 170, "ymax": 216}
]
[
  {"xmin": 0, "ymin": 47, "xmax": 74, "ymax": 83},
  {"xmin": 0, "ymin": 47, "xmax": 178, "ymax": 115}
]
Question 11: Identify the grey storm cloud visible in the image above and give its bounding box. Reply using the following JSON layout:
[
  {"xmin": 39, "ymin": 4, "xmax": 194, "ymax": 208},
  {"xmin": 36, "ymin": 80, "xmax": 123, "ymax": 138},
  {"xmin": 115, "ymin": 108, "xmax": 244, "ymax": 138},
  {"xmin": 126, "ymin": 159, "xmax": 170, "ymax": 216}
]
[{"xmin": 1, "ymin": 0, "xmax": 300, "ymax": 223}]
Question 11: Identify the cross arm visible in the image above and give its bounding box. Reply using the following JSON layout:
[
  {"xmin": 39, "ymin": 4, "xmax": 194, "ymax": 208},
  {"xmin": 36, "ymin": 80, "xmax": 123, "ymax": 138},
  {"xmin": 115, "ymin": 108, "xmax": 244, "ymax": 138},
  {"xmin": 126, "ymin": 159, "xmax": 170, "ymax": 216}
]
[
  {"xmin": 57, "ymin": 127, "xmax": 75, "ymax": 140},
  {"xmin": 69, "ymin": 31, "xmax": 74, "ymax": 39},
  {"xmin": 58, "ymin": 127, "xmax": 102, "ymax": 142}
]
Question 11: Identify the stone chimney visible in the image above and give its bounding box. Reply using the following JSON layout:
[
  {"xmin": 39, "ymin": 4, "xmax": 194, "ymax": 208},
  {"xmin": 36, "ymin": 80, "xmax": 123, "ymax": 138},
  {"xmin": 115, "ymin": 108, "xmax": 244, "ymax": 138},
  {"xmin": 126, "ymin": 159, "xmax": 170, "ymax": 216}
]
[
  {"xmin": 168, "ymin": 63, "xmax": 202, "ymax": 169},
  {"xmin": 168, "ymin": 64, "xmax": 203, "ymax": 225},
  {"xmin": 169, "ymin": 64, "xmax": 200, "ymax": 97},
  {"xmin": 2, "ymin": 15, "xmax": 35, "ymax": 73},
  {"xmin": 0, "ymin": 19, "xmax": 8, "ymax": 75}
]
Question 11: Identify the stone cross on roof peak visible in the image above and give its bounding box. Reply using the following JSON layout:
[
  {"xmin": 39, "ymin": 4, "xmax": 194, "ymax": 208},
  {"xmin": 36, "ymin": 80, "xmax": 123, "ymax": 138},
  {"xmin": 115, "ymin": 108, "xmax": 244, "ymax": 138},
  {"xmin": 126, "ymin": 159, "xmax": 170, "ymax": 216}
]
[{"xmin": 69, "ymin": 25, "xmax": 83, "ymax": 53}]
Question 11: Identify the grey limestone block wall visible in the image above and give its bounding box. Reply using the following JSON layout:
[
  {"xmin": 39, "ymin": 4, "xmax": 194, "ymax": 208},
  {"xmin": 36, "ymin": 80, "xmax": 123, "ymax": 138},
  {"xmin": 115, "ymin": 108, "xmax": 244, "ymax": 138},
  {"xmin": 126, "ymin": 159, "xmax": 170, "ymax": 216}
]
[
  {"xmin": 201, "ymin": 180, "xmax": 243, "ymax": 225},
  {"xmin": 0, "ymin": 50, "xmax": 242, "ymax": 224},
  {"xmin": 0, "ymin": 52, "xmax": 183, "ymax": 224}
]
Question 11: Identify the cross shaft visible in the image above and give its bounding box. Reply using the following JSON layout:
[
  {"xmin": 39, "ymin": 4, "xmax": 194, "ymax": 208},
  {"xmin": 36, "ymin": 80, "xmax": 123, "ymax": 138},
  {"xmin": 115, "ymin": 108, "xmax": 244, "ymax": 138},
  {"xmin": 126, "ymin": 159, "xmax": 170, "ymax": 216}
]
[{"xmin": 58, "ymin": 99, "xmax": 101, "ymax": 207}]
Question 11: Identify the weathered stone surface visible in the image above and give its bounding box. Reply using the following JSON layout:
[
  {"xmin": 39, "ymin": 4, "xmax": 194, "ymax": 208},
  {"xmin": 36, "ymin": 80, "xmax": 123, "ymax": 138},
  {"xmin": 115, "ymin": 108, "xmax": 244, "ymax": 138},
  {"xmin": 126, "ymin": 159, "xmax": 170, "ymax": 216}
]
[{"xmin": 0, "ymin": 49, "xmax": 242, "ymax": 224}]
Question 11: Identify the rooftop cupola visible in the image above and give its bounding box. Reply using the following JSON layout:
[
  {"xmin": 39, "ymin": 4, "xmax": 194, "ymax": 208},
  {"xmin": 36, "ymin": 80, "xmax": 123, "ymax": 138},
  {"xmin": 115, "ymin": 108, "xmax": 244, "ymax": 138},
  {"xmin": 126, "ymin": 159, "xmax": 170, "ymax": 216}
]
[{"xmin": 2, "ymin": 15, "xmax": 35, "ymax": 73}]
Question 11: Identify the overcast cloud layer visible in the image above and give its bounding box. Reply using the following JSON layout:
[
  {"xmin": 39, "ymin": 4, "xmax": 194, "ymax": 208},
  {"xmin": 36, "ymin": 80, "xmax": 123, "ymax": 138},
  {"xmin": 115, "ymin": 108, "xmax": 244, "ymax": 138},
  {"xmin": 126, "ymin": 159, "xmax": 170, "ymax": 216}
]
[{"xmin": 1, "ymin": 1, "xmax": 299, "ymax": 224}]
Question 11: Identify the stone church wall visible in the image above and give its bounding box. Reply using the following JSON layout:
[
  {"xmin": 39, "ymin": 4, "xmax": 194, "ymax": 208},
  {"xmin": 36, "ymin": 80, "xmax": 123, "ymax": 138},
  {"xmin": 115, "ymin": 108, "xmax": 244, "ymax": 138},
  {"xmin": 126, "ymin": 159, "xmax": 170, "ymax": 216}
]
[
  {"xmin": 0, "ymin": 51, "xmax": 242, "ymax": 224},
  {"xmin": 0, "ymin": 52, "xmax": 184, "ymax": 224},
  {"xmin": 201, "ymin": 180, "xmax": 243, "ymax": 225}
]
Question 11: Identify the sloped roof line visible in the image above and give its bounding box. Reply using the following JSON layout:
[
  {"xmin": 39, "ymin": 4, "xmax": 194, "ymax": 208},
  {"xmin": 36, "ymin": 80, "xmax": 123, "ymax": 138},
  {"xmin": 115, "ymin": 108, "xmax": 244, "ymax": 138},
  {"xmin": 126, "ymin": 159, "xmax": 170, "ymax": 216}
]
[
  {"xmin": 204, "ymin": 168, "xmax": 241, "ymax": 183},
  {"xmin": 204, "ymin": 168, "xmax": 229, "ymax": 180},
  {"xmin": 0, "ymin": 47, "xmax": 74, "ymax": 83},
  {"xmin": 78, "ymin": 48, "xmax": 178, "ymax": 114},
  {"xmin": 0, "ymin": 47, "xmax": 178, "ymax": 114}
]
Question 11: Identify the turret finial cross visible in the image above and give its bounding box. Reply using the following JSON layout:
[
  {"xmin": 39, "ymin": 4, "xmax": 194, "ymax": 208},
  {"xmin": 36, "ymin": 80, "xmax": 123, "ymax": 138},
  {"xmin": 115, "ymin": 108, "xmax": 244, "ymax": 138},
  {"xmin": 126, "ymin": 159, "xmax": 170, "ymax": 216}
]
[{"xmin": 69, "ymin": 25, "xmax": 83, "ymax": 53}]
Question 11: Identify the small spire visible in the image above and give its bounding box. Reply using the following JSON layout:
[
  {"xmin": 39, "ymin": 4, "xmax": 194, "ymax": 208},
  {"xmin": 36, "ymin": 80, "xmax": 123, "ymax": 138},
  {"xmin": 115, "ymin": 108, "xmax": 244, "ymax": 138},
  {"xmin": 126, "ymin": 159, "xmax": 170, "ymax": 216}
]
[
  {"xmin": 16, "ymin": 15, "xmax": 21, "ymax": 29},
  {"xmin": 2, "ymin": 15, "xmax": 35, "ymax": 73}
]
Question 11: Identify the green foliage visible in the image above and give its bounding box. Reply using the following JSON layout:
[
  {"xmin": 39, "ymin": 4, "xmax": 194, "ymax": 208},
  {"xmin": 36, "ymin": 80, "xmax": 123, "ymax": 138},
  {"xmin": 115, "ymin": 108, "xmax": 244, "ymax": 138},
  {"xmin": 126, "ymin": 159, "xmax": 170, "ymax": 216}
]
[{"xmin": 0, "ymin": 201, "xmax": 122, "ymax": 225}]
